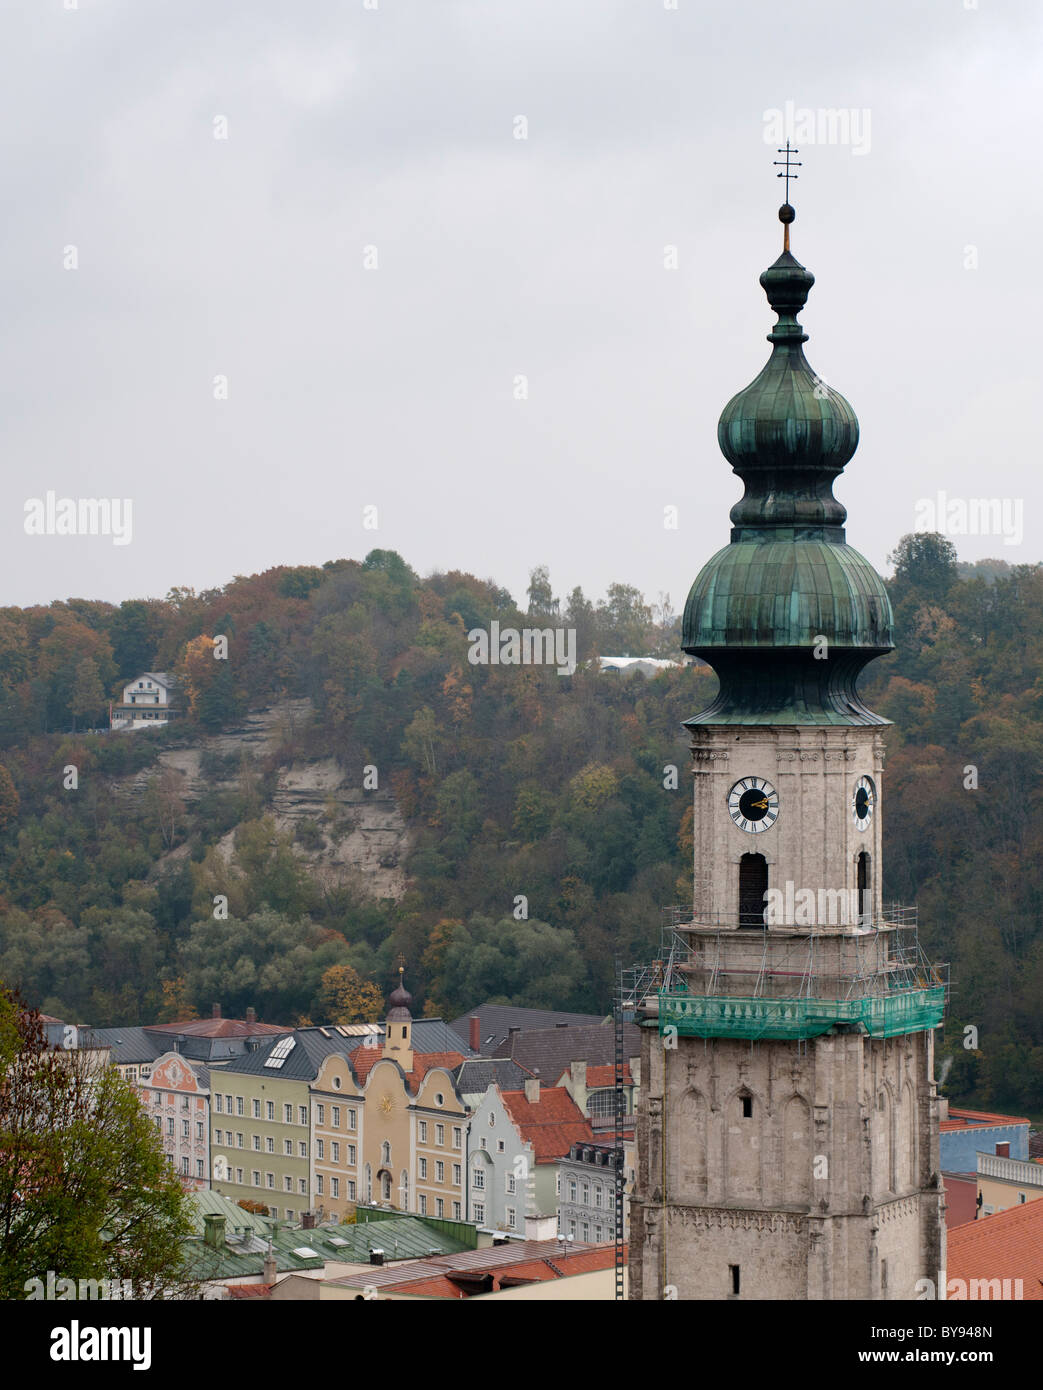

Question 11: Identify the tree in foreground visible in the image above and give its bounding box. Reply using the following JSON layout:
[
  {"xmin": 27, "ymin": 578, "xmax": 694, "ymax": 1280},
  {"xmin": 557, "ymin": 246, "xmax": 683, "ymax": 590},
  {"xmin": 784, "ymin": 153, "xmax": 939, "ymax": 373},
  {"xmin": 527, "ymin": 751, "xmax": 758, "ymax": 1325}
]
[{"xmin": 0, "ymin": 986, "xmax": 197, "ymax": 1299}]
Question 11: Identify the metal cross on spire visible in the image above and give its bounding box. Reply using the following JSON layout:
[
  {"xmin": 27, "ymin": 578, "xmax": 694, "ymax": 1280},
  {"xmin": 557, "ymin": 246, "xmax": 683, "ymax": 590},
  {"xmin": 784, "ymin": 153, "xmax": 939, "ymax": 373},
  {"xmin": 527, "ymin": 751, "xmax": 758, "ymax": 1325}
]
[
  {"xmin": 773, "ymin": 142, "xmax": 801, "ymax": 251},
  {"xmin": 774, "ymin": 141, "xmax": 801, "ymax": 204}
]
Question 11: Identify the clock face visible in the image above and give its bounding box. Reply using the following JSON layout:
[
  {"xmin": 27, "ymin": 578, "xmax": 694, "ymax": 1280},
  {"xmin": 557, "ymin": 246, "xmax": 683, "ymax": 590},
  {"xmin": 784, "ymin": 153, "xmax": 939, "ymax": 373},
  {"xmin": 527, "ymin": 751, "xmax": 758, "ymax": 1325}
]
[
  {"xmin": 728, "ymin": 777, "xmax": 779, "ymax": 834},
  {"xmin": 853, "ymin": 776, "xmax": 875, "ymax": 831}
]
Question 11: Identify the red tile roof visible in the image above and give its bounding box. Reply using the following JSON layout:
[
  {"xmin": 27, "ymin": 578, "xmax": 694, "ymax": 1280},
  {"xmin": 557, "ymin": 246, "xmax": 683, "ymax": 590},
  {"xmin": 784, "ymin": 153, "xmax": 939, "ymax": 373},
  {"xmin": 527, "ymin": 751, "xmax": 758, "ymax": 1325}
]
[
  {"xmin": 147, "ymin": 1018, "xmax": 291, "ymax": 1039},
  {"xmin": 948, "ymin": 1200, "xmax": 1043, "ymax": 1299},
  {"xmin": 570, "ymin": 1064, "xmax": 633, "ymax": 1088},
  {"xmin": 350, "ymin": 1047, "xmax": 465, "ymax": 1092},
  {"xmin": 385, "ymin": 1245, "xmax": 620, "ymax": 1298},
  {"xmin": 501, "ymin": 1087, "xmax": 594, "ymax": 1162},
  {"xmin": 941, "ymin": 1107, "xmax": 1030, "ymax": 1131},
  {"xmin": 225, "ymin": 1283, "xmax": 274, "ymax": 1299}
]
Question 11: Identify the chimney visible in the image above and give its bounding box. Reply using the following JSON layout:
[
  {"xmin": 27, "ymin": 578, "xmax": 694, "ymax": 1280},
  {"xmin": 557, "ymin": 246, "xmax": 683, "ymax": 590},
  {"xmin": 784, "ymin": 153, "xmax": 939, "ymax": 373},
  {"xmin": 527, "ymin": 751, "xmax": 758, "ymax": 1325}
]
[
  {"xmin": 524, "ymin": 1077, "xmax": 540, "ymax": 1104},
  {"xmin": 938, "ymin": 1096, "xmax": 950, "ymax": 1121},
  {"xmin": 212, "ymin": 1003, "xmax": 221, "ymax": 1020},
  {"xmin": 469, "ymin": 1015, "xmax": 480, "ymax": 1052},
  {"xmin": 525, "ymin": 1213, "xmax": 557, "ymax": 1242},
  {"xmin": 369, "ymin": 1248, "xmax": 385, "ymax": 1266},
  {"xmin": 202, "ymin": 1213, "xmax": 227, "ymax": 1249},
  {"xmin": 246, "ymin": 1007, "xmax": 256, "ymax": 1025},
  {"xmin": 263, "ymin": 1250, "xmax": 277, "ymax": 1284},
  {"xmin": 571, "ymin": 1060, "xmax": 587, "ymax": 1088}
]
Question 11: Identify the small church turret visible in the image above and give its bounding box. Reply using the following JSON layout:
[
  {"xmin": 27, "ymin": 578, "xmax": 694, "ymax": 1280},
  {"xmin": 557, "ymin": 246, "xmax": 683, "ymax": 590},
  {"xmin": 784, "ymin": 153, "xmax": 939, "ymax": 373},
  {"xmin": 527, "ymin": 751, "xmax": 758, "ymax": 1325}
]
[
  {"xmin": 382, "ymin": 965, "xmax": 414, "ymax": 1074},
  {"xmin": 629, "ymin": 159, "xmax": 946, "ymax": 1302}
]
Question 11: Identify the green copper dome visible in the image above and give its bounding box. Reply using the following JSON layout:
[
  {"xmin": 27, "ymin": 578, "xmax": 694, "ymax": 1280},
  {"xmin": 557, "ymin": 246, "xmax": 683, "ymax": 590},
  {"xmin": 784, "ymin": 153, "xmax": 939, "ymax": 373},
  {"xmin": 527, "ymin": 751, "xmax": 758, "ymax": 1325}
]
[{"xmin": 683, "ymin": 208, "xmax": 892, "ymax": 726}]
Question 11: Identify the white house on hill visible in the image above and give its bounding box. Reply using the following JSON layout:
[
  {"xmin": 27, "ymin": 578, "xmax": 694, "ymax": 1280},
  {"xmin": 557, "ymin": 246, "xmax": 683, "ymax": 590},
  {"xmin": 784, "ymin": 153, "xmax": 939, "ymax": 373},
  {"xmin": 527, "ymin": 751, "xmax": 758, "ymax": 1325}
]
[{"xmin": 110, "ymin": 672, "xmax": 178, "ymax": 730}]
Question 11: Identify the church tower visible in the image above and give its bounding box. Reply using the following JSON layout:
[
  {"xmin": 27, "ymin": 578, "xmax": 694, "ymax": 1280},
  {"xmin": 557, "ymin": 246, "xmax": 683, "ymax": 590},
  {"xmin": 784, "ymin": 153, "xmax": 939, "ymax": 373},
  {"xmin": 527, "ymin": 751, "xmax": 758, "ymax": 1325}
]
[{"xmin": 628, "ymin": 184, "xmax": 947, "ymax": 1301}]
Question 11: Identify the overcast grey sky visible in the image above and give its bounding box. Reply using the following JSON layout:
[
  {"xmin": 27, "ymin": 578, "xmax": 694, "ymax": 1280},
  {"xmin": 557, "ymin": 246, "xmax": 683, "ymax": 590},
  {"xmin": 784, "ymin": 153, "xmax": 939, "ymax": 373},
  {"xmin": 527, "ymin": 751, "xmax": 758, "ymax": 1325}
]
[{"xmin": 2, "ymin": 0, "xmax": 1040, "ymax": 614}]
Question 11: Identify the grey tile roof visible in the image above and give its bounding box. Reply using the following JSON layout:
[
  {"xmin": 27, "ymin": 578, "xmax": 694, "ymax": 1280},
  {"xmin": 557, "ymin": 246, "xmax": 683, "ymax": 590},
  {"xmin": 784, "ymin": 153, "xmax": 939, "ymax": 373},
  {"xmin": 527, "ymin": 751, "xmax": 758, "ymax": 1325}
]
[
  {"xmin": 492, "ymin": 1021, "xmax": 641, "ymax": 1079},
  {"xmin": 90, "ymin": 1026, "xmax": 165, "ymax": 1065},
  {"xmin": 217, "ymin": 1028, "xmax": 358, "ymax": 1080},
  {"xmin": 453, "ymin": 1058, "xmax": 533, "ymax": 1096},
  {"xmin": 449, "ymin": 1004, "xmax": 609, "ymax": 1053}
]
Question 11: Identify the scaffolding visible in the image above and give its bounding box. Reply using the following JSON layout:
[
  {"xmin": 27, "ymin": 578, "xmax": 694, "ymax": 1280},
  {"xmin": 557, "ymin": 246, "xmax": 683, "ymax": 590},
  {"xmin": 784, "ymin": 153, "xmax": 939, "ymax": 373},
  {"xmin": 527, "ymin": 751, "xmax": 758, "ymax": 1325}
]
[{"xmin": 647, "ymin": 907, "xmax": 947, "ymax": 1043}]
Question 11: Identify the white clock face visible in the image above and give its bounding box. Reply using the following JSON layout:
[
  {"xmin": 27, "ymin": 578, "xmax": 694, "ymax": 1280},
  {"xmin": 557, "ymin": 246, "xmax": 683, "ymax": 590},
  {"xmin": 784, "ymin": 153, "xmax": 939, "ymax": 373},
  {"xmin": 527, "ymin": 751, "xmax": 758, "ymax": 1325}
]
[
  {"xmin": 728, "ymin": 777, "xmax": 779, "ymax": 834},
  {"xmin": 853, "ymin": 776, "xmax": 875, "ymax": 831}
]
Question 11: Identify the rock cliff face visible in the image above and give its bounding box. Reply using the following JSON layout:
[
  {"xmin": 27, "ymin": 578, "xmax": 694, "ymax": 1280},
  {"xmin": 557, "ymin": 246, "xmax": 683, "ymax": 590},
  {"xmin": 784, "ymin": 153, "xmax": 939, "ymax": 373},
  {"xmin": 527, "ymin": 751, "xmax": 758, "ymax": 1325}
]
[{"xmin": 123, "ymin": 699, "xmax": 410, "ymax": 901}]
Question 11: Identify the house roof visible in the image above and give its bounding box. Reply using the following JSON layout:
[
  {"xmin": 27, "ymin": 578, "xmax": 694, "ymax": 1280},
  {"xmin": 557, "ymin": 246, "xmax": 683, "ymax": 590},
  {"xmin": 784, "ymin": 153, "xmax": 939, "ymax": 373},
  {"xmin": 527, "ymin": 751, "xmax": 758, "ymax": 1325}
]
[
  {"xmin": 501, "ymin": 1086, "xmax": 594, "ymax": 1162},
  {"xmin": 453, "ymin": 1059, "xmax": 533, "ymax": 1097},
  {"xmin": 941, "ymin": 1107, "xmax": 1031, "ymax": 1131},
  {"xmin": 493, "ymin": 1021, "xmax": 641, "ymax": 1080},
  {"xmin": 324, "ymin": 1238, "xmax": 613, "ymax": 1294},
  {"xmin": 89, "ymin": 1026, "xmax": 165, "ymax": 1066},
  {"xmin": 391, "ymin": 1246, "xmax": 619, "ymax": 1298},
  {"xmin": 561, "ymin": 1063, "xmax": 633, "ymax": 1089},
  {"xmin": 449, "ymin": 1004, "xmax": 609, "ymax": 1053},
  {"xmin": 348, "ymin": 1047, "xmax": 466, "ymax": 1093},
  {"xmin": 947, "ymin": 1200, "xmax": 1043, "ymax": 1299},
  {"xmin": 147, "ymin": 1018, "xmax": 291, "ymax": 1040},
  {"xmin": 182, "ymin": 1195, "xmax": 470, "ymax": 1282}
]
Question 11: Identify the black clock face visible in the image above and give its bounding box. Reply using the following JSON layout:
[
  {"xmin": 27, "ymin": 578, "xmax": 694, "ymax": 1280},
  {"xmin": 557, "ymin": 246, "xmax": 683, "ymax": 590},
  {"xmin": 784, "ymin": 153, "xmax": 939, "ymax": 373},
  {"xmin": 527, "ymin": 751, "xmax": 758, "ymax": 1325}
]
[
  {"xmin": 853, "ymin": 776, "xmax": 875, "ymax": 831},
  {"xmin": 728, "ymin": 777, "xmax": 778, "ymax": 834}
]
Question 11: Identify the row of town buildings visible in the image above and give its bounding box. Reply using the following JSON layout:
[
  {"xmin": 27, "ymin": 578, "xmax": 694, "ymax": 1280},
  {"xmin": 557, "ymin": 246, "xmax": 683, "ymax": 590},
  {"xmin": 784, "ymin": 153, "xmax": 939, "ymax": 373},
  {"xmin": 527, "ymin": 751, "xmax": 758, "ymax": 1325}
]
[{"xmin": 82, "ymin": 982, "xmax": 639, "ymax": 1244}]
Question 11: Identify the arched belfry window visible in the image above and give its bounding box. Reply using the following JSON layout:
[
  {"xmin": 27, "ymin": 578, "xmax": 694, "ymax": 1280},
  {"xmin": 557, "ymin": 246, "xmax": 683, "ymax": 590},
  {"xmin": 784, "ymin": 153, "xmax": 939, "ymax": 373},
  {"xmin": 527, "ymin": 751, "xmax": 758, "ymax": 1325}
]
[
  {"xmin": 857, "ymin": 851, "xmax": 870, "ymax": 925},
  {"xmin": 738, "ymin": 853, "xmax": 768, "ymax": 929}
]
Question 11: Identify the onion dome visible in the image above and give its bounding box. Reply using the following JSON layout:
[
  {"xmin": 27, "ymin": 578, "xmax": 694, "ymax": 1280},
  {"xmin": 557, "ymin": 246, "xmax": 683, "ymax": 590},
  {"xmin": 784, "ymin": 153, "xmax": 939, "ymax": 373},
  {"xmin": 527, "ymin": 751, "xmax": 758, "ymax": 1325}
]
[
  {"xmin": 682, "ymin": 202, "xmax": 892, "ymax": 726},
  {"xmin": 387, "ymin": 968, "xmax": 413, "ymax": 1022}
]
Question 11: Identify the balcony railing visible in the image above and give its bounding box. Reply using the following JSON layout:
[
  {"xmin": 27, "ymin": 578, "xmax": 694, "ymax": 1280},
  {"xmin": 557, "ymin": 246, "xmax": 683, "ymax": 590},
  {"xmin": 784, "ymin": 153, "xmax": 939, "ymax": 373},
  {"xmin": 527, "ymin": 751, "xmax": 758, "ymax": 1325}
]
[
  {"xmin": 977, "ymin": 1153, "xmax": 1043, "ymax": 1187},
  {"xmin": 657, "ymin": 984, "xmax": 946, "ymax": 1042}
]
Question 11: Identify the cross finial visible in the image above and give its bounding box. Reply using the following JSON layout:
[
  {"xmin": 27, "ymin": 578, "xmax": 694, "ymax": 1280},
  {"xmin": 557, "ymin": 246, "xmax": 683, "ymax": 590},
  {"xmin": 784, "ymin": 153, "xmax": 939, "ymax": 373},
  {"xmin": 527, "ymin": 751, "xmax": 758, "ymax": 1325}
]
[{"xmin": 773, "ymin": 141, "xmax": 801, "ymax": 251}]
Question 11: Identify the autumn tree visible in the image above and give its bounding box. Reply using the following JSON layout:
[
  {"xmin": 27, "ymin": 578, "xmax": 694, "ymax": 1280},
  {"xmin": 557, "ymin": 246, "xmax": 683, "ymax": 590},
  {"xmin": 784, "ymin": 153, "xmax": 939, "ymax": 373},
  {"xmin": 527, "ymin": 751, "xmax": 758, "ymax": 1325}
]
[
  {"xmin": 0, "ymin": 762, "xmax": 18, "ymax": 833},
  {"xmin": 0, "ymin": 988, "xmax": 197, "ymax": 1299},
  {"xmin": 314, "ymin": 964, "xmax": 383, "ymax": 1025}
]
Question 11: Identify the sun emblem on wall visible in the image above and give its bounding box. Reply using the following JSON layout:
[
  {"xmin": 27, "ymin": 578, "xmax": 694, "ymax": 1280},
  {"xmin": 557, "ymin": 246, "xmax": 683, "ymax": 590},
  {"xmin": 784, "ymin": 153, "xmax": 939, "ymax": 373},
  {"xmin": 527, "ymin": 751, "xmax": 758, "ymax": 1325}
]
[{"xmin": 380, "ymin": 1094, "xmax": 393, "ymax": 1115}]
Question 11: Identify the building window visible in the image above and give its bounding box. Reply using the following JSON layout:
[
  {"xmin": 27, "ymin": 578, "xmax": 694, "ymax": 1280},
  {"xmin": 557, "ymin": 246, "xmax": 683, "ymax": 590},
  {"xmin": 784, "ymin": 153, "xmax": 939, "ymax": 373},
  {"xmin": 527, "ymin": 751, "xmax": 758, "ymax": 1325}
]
[
  {"xmin": 347, "ymin": 1108, "xmax": 355, "ymax": 1130},
  {"xmin": 332, "ymin": 1142, "xmax": 340, "ymax": 1163},
  {"xmin": 588, "ymin": 1090, "xmax": 615, "ymax": 1119},
  {"xmin": 167, "ymin": 1118, "xmax": 174, "ymax": 1135},
  {"xmin": 299, "ymin": 1106, "xmax": 307, "ymax": 1125},
  {"xmin": 419, "ymin": 1158, "xmax": 427, "ymax": 1179},
  {"xmin": 381, "ymin": 1141, "xmax": 391, "ymax": 1166},
  {"xmin": 729, "ymin": 1265, "xmax": 741, "ymax": 1295},
  {"xmin": 181, "ymin": 1156, "xmax": 189, "ymax": 1175},
  {"xmin": 436, "ymin": 1197, "xmax": 444, "ymax": 1218},
  {"xmin": 453, "ymin": 1127, "xmax": 462, "ymax": 1149},
  {"xmin": 419, "ymin": 1120, "xmax": 428, "ymax": 1142},
  {"xmin": 739, "ymin": 853, "xmax": 768, "ymax": 929},
  {"xmin": 317, "ymin": 1139, "xmax": 324, "ymax": 1160},
  {"xmin": 196, "ymin": 1121, "xmax": 204, "ymax": 1139},
  {"xmin": 235, "ymin": 1133, "xmax": 243, "ymax": 1148},
  {"xmin": 299, "ymin": 1142, "xmax": 307, "ymax": 1158},
  {"xmin": 331, "ymin": 1178, "xmax": 340, "ymax": 1198},
  {"xmin": 582, "ymin": 1182, "xmax": 590, "ymax": 1204},
  {"xmin": 595, "ymin": 1225, "xmax": 603, "ymax": 1242},
  {"xmin": 266, "ymin": 1101, "xmax": 274, "ymax": 1121},
  {"xmin": 299, "ymin": 1178, "xmax": 307, "ymax": 1195},
  {"xmin": 453, "ymin": 1202, "xmax": 461, "ymax": 1220},
  {"xmin": 266, "ymin": 1137, "xmax": 274, "ymax": 1154},
  {"xmin": 236, "ymin": 1097, "xmax": 244, "ymax": 1116},
  {"xmin": 267, "ymin": 1173, "xmax": 275, "ymax": 1189},
  {"xmin": 252, "ymin": 1171, "xmax": 260, "ymax": 1187},
  {"xmin": 742, "ymin": 1095, "xmax": 753, "ymax": 1119},
  {"xmin": 316, "ymin": 1104, "xmax": 324, "ymax": 1125},
  {"xmin": 182, "ymin": 1120, "xmax": 189, "ymax": 1138},
  {"xmin": 284, "ymin": 1105, "xmax": 293, "ymax": 1124},
  {"xmin": 348, "ymin": 1181, "xmax": 356, "ymax": 1201},
  {"xmin": 497, "ymin": 1140, "xmax": 505, "ymax": 1153},
  {"xmin": 284, "ymin": 1140, "xmax": 292, "ymax": 1156},
  {"xmin": 348, "ymin": 1144, "xmax": 356, "ymax": 1165},
  {"xmin": 332, "ymin": 1105, "xmax": 342, "ymax": 1128},
  {"xmin": 436, "ymin": 1161, "xmax": 445, "ymax": 1183},
  {"xmin": 568, "ymin": 1180, "xmax": 577, "ymax": 1202},
  {"xmin": 507, "ymin": 1174, "xmax": 516, "ymax": 1194},
  {"xmin": 436, "ymin": 1124, "xmax": 445, "ymax": 1145},
  {"xmin": 453, "ymin": 1164, "xmax": 461, "ymax": 1185},
  {"xmin": 253, "ymin": 1135, "xmax": 261, "ymax": 1151},
  {"xmin": 474, "ymin": 1202, "xmax": 485, "ymax": 1223},
  {"xmin": 252, "ymin": 1099, "xmax": 261, "ymax": 1118},
  {"xmin": 479, "ymin": 1137, "xmax": 487, "ymax": 1151},
  {"xmin": 153, "ymin": 1092, "xmax": 161, "ymax": 1107},
  {"xmin": 284, "ymin": 1175, "xmax": 292, "ymax": 1192},
  {"xmin": 213, "ymin": 1129, "xmax": 222, "ymax": 1144},
  {"xmin": 473, "ymin": 1168, "xmax": 485, "ymax": 1190},
  {"xmin": 594, "ymin": 1184, "xmax": 603, "ymax": 1207},
  {"xmin": 419, "ymin": 1194, "xmax": 427, "ymax": 1215},
  {"xmin": 507, "ymin": 1207, "xmax": 516, "ymax": 1229},
  {"xmin": 236, "ymin": 1168, "xmax": 243, "ymax": 1185}
]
